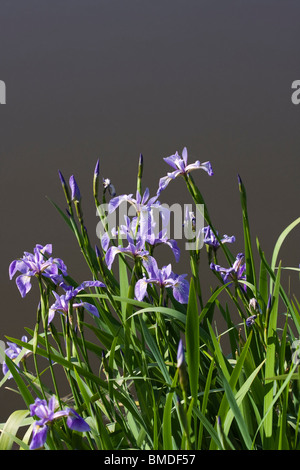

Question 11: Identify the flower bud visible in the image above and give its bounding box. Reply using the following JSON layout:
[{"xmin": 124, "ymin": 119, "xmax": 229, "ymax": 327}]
[
  {"xmin": 69, "ymin": 175, "xmax": 81, "ymax": 202},
  {"xmin": 93, "ymin": 159, "xmax": 100, "ymax": 199},
  {"xmin": 177, "ymin": 339, "xmax": 188, "ymax": 392}
]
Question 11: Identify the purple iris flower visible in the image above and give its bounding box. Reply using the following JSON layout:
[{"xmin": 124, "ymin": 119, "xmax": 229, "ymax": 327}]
[
  {"xmin": 9, "ymin": 244, "xmax": 68, "ymax": 298},
  {"xmin": 2, "ymin": 336, "xmax": 30, "ymax": 379},
  {"xmin": 29, "ymin": 396, "xmax": 90, "ymax": 450},
  {"xmin": 135, "ymin": 256, "xmax": 189, "ymax": 304},
  {"xmin": 202, "ymin": 226, "xmax": 236, "ymax": 249},
  {"xmin": 108, "ymin": 188, "xmax": 169, "ymax": 240},
  {"xmin": 210, "ymin": 253, "xmax": 246, "ymax": 289},
  {"xmin": 158, "ymin": 147, "xmax": 213, "ymax": 195},
  {"xmin": 48, "ymin": 280, "xmax": 105, "ymax": 324},
  {"xmin": 105, "ymin": 235, "xmax": 149, "ymax": 271}
]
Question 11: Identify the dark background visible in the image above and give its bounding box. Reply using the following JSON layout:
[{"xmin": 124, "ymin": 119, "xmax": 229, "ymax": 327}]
[{"xmin": 1, "ymin": 0, "xmax": 300, "ymax": 422}]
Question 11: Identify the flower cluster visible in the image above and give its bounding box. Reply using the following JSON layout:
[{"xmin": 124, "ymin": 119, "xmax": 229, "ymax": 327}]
[{"xmin": 29, "ymin": 396, "xmax": 90, "ymax": 450}]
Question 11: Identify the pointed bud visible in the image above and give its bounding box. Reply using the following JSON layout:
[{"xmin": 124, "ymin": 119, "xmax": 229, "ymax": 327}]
[
  {"xmin": 138, "ymin": 153, "xmax": 143, "ymax": 179},
  {"xmin": 93, "ymin": 159, "xmax": 100, "ymax": 199},
  {"xmin": 58, "ymin": 170, "xmax": 72, "ymax": 210},
  {"xmin": 136, "ymin": 153, "xmax": 143, "ymax": 194},
  {"xmin": 177, "ymin": 339, "xmax": 188, "ymax": 392},
  {"xmin": 69, "ymin": 175, "xmax": 81, "ymax": 202}
]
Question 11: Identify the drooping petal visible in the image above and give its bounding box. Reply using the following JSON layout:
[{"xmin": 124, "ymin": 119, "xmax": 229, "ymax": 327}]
[
  {"xmin": 101, "ymin": 231, "xmax": 111, "ymax": 251},
  {"xmin": 157, "ymin": 174, "xmax": 174, "ymax": 196},
  {"xmin": 16, "ymin": 274, "xmax": 32, "ymax": 298},
  {"xmin": 134, "ymin": 278, "xmax": 149, "ymax": 302},
  {"xmin": 47, "ymin": 308, "xmax": 56, "ymax": 325},
  {"xmin": 30, "ymin": 423, "xmax": 48, "ymax": 450},
  {"xmin": 66, "ymin": 409, "xmax": 90, "ymax": 432},
  {"xmin": 81, "ymin": 302, "xmax": 100, "ymax": 317},
  {"xmin": 164, "ymin": 238, "xmax": 180, "ymax": 263},
  {"xmin": 9, "ymin": 259, "xmax": 29, "ymax": 279},
  {"xmin": 105, "ymin": 246, "xmax": 123, "ymax": 270},
  {"xmin": 200, "ymin": 161, "xmax": 214, "ymax": 176},
  {"xmin": 172, "ymin": 276, "xmax": 190, "ymax": 304}
]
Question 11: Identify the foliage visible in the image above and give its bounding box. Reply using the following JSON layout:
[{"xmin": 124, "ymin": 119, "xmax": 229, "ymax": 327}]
[{"xmin": 1, "ymin": 148, "xmax": 300, "ymax": 450}]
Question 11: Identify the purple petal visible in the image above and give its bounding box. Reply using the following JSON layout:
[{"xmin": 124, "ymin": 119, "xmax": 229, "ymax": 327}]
[
  {"xmin": 48, "ymin": 308, "xmax": 56, "ymax": 325},
  {"xmin": 172, "ymin": 277, "xmax": 190, "ymax": 304},
  {"xmin": 134, "ymin": 278, "xmax": 149, "ymax": 302},
  {"xmin": 9, "ymin": 260, "xmax": 28, "ymax": 279},
  {"xmin": 165, "ymin": 239, "xmax": 180, "ymax": 263},
  {"xmin": 143, "ymin": 256, "xmax": 160, "ymax": 280},
  {"xmin": 181, "ymin": 147, "xmax": 188, "ymax": 166},
  {"xmin": 163, "ymin": 152, "xmax": 181, "ymax": 170},
  {"xmin": 16, "ymin": 274, "xmax": 32, "ymax": 298},
  {"xmin": 30, "ymin": 424, "xmax": 48, "ymax": 450},
  {"xmin": 185, "ymin": 161, "xmax": 201, "ymax": 172},
  {"xmin": 76, "ymin": 280, "xmax": 106, "ymax": 292},
  {"xmin": 101, "ymin": 231, "xmax": 111, "ymax": 251},
  {"xmin": 108, "ymin": 194, "xmax": 131, "ymax": 214},
  {"xmin": 105, "ymin": 246, "xmax": 122, "ymax": 270},
  {"xmin": 40, "ymin": 244, "xmax": 53, "ymax": 256},
  {"xmin": 157, "ymin": 175, "xmax": 174, "ymax": 196},
  {"xmin": 200, "ymin": 161, "xmax": 214, "ymax": 176},
  {"xmin": 66, "ymin": 409, "xmax": 90, "ymax": 432},
  {"xmin": 141, "ymin": 187, "xmax": 150, "ymax": 204},
  {"xmin": 82, "ymin": 302, "xmax": 100, "ymax": 317}
]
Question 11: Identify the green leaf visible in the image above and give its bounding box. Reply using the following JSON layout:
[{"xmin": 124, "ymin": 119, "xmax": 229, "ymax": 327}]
[
  {"xmin": 270, "ymin": 216, "xmax": 300, "ymax": 293},
  {"xmin": 163, "ymin": 391, "xmax": 174, "ymax": 450},
  {"xmin": 221, "ymin": 372, "xmax": 253, "ymax": 450},
  {"xmin": 185, "ymin": 277, "xmax": 199, "ymax": 403},
  {"xmin": 263, "ymin": 262, "xmax": 281, "ymax": 448},
  {"xmin": 223, "ymin": 359, "xmax": 265, "ymax": 436},
  {"xmin": 0, "ymin": 347, "xmax": 34, "ymax": 409},
  {"xmin": 0, "ymin": 410, "xmax": 30, "ymax": 450},
  {"xmin": 238, "ymin": 174, "xmax": 257, "ymax": 294}
]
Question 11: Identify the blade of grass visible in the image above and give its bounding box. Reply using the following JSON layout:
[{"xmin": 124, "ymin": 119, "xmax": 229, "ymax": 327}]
[
  {"xmin": 238, "ymin": 174, "xmax": 257, "ymax": 294},
  {"xmin": 185, "ymin": 277, "xmax": 200, "ymax": 404},
  {"xmin": 0, "ymin": 410, "xmax": 30, "ymax": 450},
  {"xmin": 263, "ymin": 262, "xmax": 281, "ymax": 449},
  {"xmin": 270, "ymin": 216, "xmax": 300, "ymax": 294}
]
